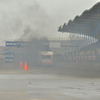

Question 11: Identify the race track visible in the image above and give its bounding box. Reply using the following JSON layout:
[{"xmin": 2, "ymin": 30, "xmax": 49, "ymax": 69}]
[{"xmin": 0, "ymin": 61, "xmax": 100, "ymax": 100}]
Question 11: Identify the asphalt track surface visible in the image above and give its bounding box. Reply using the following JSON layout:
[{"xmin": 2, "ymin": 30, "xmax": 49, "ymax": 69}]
[{"xmin": 0, "ymin": 60, "xmax": 100, "ymax": 100}]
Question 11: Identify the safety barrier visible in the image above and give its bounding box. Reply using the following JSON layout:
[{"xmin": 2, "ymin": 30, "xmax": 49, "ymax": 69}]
[{"xmin": 67, "ymin": 55, "xmax": 96, "ymax": 62}]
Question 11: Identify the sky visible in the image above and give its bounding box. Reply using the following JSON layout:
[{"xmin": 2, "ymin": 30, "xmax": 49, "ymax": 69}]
[
  {"xmin": 37, "ymin": 0, "xmax": 99, "ymax": 18},
  {"xmin": 0, "ymin": 0, "xmax": 99, "ymax": 40}
]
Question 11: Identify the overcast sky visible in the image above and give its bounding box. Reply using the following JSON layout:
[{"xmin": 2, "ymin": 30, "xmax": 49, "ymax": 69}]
[
  {"xmin": 0, "ymin": 0, "xmax": 99, "ymax": 40},
  {"xmin": 37, "ymin": 0, "xmax": 100, "ymax": 21}
]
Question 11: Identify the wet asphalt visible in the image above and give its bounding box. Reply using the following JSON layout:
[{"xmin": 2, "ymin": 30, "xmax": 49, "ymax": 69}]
[{"xmin": 0, "ymin": 61, "xmax": 100, "ymax": 100}]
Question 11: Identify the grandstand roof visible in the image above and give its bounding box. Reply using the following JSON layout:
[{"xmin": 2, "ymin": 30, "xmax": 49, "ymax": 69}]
[{"xmin": 58, "ymin": 2, "xmax": 100, "ymax": 40}]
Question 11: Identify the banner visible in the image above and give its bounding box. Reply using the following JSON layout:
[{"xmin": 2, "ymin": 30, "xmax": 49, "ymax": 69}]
[{"xmin": 6, "ymin": 41, "xmax": 27, "ymax": 47}]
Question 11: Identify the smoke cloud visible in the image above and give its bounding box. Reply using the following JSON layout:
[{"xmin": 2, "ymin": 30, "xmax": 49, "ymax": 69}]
[
  {"xmin": 0, "ymin": 0, "xmax": 99, "ymax": 41},
  {"xmin": 0, "ymin": 0, "xmax": 58, "ymax": 41}
]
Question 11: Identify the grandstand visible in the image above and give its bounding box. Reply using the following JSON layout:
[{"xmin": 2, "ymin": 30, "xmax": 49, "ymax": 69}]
[
  {"xmin": 58, "ymin": 2, "xmax": 100, "ymax": 40},
  {"xmin": 58, "ymin": 2, "xmax": 100, "ymax": 62}
]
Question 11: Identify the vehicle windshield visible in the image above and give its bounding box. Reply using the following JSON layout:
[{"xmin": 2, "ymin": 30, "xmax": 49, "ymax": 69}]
[
  {"xmin": 41, "ymin": 55, "xmax": 52, "ymax": 59},
  {"xmin": 5, "ymin": 54, "xmax": 13, "ymax": 57}
]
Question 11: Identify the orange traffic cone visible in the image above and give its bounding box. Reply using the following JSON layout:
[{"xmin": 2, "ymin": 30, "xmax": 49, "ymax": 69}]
[
  {"xmin": 76, "ymin": 59, "xmax": 78, "ymax": 63},
  {"xmin": 24, "ymin": 61, "xmax": 27, "ymax": 70},
  {"xmin": 20, "ymin": 61, "xmax": 23, "ymax": 68}
]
